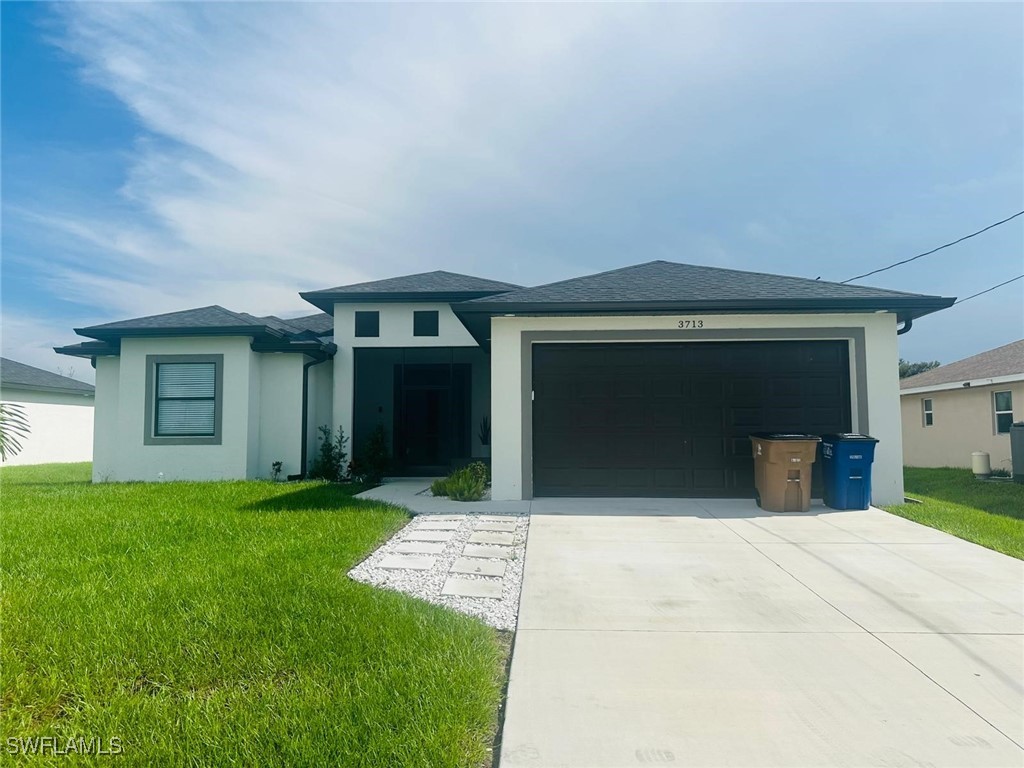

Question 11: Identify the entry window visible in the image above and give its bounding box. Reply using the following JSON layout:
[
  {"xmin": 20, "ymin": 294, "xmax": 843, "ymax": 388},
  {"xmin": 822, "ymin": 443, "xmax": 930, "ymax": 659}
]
[
  {"xmin": 155, "ymin": 363, "xmax": 216, "ymax": 436},
  {"xmin": 354, "ymin": 311, "xmax": 379, "ymax": 338},
  {"xmin": 413, "ymin": 310, "xmax": 439, "ymax": 337},
  {"xmin": 994, "ymin": 391, "xmax": 1013, "ymax": 434},
  {"xmin": 922, "ymin": 398, "xmax": 934, "ymax": 427}
]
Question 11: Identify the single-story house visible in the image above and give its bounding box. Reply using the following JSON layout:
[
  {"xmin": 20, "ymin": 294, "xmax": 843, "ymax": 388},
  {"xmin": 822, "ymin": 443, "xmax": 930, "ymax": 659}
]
[
  {"xmin": 56, "ymin": 261, "xmax": 954, "ymax": 505},
  {"xmin": 900, "ymin": 339, "xmax": 1023, "ymax": 472},
  {"xmin": 0, "ymin": 357, "xmax": 95, "ymax": 466}
]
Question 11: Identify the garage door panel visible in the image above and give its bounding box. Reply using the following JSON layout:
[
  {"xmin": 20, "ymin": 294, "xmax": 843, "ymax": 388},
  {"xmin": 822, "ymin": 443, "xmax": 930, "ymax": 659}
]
[{"xmin": 533, "ymin": 341, "xmax": 851, "ymax": 497}]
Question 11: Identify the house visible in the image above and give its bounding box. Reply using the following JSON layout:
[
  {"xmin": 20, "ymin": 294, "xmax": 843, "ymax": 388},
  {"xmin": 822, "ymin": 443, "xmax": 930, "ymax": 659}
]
[
  {"xmin": 900, "ymin": 339, "xmax": 1023, "ymax": 472},
  {"xmin": 0, "ymin": 358, "xmax": 95, "ymax": 466},
  {"xmin": 55, "ymin": 261, "xmax": 955, "ymax": 504}
]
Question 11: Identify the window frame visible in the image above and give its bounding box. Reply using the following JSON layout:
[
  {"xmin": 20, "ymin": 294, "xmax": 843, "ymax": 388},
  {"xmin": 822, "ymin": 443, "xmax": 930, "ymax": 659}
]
[
  {"xmin": 413, "ymin": 310, "xmax": 439, "ymax": 337},
  {"xmin": 922, "ymin": 397, "xmax": 934, "ymax": 427},
  {"xmin": 993, "ymin": 390, "xmax": 1014, "ymax": 435},
  {"xmin": 144, "ymin": 354, "xmax": 224, "ymax": 445},
  {"xmin": 354, "ymin": 310, "xmax": 380, "ymax": 338}
]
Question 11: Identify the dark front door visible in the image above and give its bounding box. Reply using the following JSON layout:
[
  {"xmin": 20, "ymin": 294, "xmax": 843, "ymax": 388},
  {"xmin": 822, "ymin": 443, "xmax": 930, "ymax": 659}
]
[
  {"xmin": 394, "ymin": 362, "xmax": 471, "ymax": 474},
  {"xmin": 401, "ymin": 386, "xmax": 449, "ymax": 469},
  {"xmin": 532, "ymin": 341, "xmax": 852, "ymax": 498}
]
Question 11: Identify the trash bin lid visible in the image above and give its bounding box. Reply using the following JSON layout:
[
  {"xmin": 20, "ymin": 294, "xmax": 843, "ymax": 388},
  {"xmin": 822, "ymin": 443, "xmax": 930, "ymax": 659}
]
[
  {"xmin": 820, "ymin": 433, "xmax": 878, "ymax": 442},
  {"xmin": 749, "ymin": 432, "xmax": 822, "ymax": 441}
]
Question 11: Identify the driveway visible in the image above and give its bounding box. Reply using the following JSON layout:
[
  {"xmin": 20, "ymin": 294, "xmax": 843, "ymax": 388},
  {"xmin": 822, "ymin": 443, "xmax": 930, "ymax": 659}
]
[{"xmin": 499, "ymin": 500, "xmax": 1024, "ymax": 767}]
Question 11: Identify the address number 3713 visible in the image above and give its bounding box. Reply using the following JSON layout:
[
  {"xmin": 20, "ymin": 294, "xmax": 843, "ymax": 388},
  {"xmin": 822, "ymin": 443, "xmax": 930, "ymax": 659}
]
[{"xmin": 677, "ymin": 319, "xmax": 705, "ymax": 328}]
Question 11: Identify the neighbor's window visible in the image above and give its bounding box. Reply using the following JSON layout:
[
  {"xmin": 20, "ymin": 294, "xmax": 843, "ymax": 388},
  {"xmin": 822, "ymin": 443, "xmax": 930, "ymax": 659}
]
[
  {"xmin": 922, "ymin": 398, "xmax": 934, "ymax": 427},
  {"xmin": 145, "ymin": 354, "xmax": 222, "ymax": 445},
  {"xmin": 994, "ymin": 391, "xmax": 1014, "ymax": 434},
  {"xmin": 413, "ymin": 310, "xmax": 439, "ymax": 337},
  {"xmin": 354, "ymin": 310, "xmax": 379, "ymax": 338}
]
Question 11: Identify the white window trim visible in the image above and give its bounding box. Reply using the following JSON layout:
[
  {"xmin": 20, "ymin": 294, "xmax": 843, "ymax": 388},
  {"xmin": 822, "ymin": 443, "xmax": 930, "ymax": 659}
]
[
  {"xmin": 993, "ymin": 390, "xmax": 1013, "ymax": 435},
  {"xmin": 922, "ymin": 397, "xmax": 934, "ymax": 427}
]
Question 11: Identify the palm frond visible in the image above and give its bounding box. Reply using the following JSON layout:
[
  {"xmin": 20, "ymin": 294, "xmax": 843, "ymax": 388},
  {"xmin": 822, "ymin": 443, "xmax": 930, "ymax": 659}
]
[{"xmin": 0, "ymin": 403, "xmax": 32, "ymax": 461}]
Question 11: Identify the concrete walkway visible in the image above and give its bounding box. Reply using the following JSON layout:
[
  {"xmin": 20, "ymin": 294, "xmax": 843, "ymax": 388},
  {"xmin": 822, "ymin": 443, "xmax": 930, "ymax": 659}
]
[{"xmin": 500, "ymin": 499, "xmax": 1024, "ymax": 767}]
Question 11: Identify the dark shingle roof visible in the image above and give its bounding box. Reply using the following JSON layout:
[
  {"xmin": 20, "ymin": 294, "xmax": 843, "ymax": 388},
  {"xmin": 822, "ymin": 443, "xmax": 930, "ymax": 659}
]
[
  {"xmin": 284, "ymin": 313, "xmax": 334, "ymax": 336},
  {"xmin": 900, "ymin": 339, "xmax": 1024, "ymax": 390},
  {"xmin": 1, "ymin": 358, "xmax": 94, "ymax": 395},
  {"xmin": 80, "ymin": 305, "xmax": 259, "ymax": 336},
  {"xmin": 300, "ymin": 270, "xmax": 521, "ymax": 312},
  {"xmin": 469, "ymin": 261, "xmax": 937, "ymax": 305},
  {"xmin": 307, "ymin": 270, "xmax": 520, "ymax": 295},
  {"xmin": 62, "ymin": 306, "xmax": 337, "ymax": 360}
]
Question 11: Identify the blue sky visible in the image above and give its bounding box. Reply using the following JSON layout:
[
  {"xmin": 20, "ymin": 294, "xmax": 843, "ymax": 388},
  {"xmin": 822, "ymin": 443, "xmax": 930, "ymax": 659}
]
[{"xmin": 2, "ymin": 2, "xmax": 1022, "ymax": 380}]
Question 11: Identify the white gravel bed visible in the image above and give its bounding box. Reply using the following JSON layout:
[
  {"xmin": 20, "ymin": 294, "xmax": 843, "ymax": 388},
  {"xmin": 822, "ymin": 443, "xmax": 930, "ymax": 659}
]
[{"xmin": 348, "ymin": 513, "xmax": 529, "ymax": 631}]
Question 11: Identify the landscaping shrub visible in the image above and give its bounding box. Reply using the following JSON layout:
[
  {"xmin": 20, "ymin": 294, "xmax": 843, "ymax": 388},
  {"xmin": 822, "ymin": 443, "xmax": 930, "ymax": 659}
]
[
  {"xmin": 464, "ymin": 460, "xmax": 490, "ymax": 486},
  {"xmin": 309, "ymin": 425, "xmax": 348, "ymax": 481},
  {"xmin": 358, "ymin": 424, "xmax": 391, "ymax": 485},
  {"xmin": 430, "ymin": 477, "xmax": 450, "ymax": 497},
  {"xmin": 446, "ymin": 468, "xmax": 486, "ymax": 502}
]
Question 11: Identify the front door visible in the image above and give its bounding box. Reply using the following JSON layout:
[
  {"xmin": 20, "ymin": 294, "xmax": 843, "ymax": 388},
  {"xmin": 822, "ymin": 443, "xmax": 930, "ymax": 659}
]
[{"xmin": 394, "ymin": 362, "xmax": 471, "ymax": 475}]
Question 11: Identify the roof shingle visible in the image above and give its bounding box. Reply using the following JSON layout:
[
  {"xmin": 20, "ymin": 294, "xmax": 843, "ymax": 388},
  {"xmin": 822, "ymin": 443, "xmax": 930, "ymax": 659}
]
[
  {"xmin": 900, "ymin": 339, "xmax": 1024, "ymax": 390},
  {"xmin": 1, "ymin": 358, "xmax": 95, "ymax": 395}
]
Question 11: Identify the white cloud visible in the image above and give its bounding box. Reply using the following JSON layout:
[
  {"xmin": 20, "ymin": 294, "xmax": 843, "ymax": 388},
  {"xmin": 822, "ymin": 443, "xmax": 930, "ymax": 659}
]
[{"xmin": 4, "ymin": 2, "xmax": 1021, "ymax": 365}]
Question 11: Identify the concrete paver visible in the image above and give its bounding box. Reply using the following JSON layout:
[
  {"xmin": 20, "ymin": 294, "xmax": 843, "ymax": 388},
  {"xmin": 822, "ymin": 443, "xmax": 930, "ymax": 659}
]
[
  {"xmin": 469, "ymin": 531, "xmax": 515, "ymax": 546},
  {"xmin": 475, "ymin": 521, "xmax": 518, "ymax": 533},
  {"xmin": 463, "ymin": 544, "xmax": 515, "ymax": 560},
  {"xmin": 451, "ymin": 557, "xmax": 507, "ymax": 577},
  {"xmin": 377, "ymin": 554, "xmax": 435, "ymax": 571},
  {"xmin": 393, "ymin": 541, "xmax": 445, "ymax": 555},
  {"xmin": 416, "ymin": 520, "xmax": 462, "ymax": 530},
  {"xmin": 441, "ymin": 576, "xmax": 504, "ymax": 599},
  {"xmin": 402, "ymin": 530, "xmax": 453, "ymax": 543}
]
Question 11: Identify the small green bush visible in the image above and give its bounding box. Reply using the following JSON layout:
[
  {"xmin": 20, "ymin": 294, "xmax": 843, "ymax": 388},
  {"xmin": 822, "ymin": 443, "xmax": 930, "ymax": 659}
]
[
  {"xmin": 464, "ymin": 461, "xmax": 490, "ymax": 486},
  {"xmin": 446, "ymin": 468, "xmax": 486, "ymax": 502},
  {"xmin": 357, "ymin": 425, "xmax": 391, "ymax": 486},
  {"xmin": 309, "ymin": 425, "xmax": 348, "ymax": 481},
  {"xmin": 430, "ymin": 477, "xmax": 449, "ymax": 497}
]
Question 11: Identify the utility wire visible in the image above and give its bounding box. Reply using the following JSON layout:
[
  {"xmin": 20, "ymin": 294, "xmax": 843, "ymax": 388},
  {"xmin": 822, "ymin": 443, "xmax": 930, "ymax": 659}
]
[
  {"xmin": 841, "ymin": 210, "xmax": 1024, "ymax": 283},
  {"xmin": 952, "ymin": 274, "xmax": 1024, "ymax": 306}
]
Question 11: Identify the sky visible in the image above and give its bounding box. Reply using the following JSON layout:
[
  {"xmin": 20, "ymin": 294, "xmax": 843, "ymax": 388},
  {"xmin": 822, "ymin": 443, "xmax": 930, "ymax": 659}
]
[{"xmin": 2, "ymin": 2, "xmax": 1022, "ymax": 383}]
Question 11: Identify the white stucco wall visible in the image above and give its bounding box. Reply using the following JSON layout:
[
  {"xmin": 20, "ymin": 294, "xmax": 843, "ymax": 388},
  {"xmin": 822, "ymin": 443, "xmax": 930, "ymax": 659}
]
[
  {"xmin": 331, "ymin": 302, "xmax": 479, "ymax": 458},
  {"xmin": 257, "ymin": 353, "xmax": 305, "ymax": 479},
  {"xmin": 901, "ymin": 381, "xmax": 1023, "ymax": 470},
  {"xmin": 92, "ymin": 336, "xmax": 312, "ymax": 482},
  {"xmin": 0, "ymin": 387, "xmax": 94, "ymax": 466},
  {"xmin": 490, "ymin": 312, "xmax": 906, "ymax": 505}
]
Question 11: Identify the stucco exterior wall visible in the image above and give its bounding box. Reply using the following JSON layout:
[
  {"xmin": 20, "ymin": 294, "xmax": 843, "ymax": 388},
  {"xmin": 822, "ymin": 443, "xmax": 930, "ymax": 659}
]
[
  {"xmin": 331, "ymin": 302, "xmax": 480, "ymax": 461},
  {"xmin": 901, "ymin": 382, "xmax": 1023, "ymax": 471},
  {"xmin": 257, "ymin": 353, "xmax": 305, "ymax": 479},
  {"xmin": 0, "ymin": 387, "xmax": 94, "ymax": 466},
  {"xmin": 490, "ymin": 312, "xmax": 906, "ymax": 505}
]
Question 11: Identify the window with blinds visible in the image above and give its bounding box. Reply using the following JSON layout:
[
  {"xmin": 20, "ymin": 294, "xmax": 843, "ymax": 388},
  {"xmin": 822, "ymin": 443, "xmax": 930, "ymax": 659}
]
[{"xmin": 154, "ymin": 362, "xmax": 217, "ymax": 436}]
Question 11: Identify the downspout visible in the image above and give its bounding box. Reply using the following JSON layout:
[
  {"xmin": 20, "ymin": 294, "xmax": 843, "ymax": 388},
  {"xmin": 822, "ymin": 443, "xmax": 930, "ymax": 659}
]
[
  {"xmin": 299, "ymin": 354, "xmax": 330, "ymax": 479},
  {"xmin": 897, "ymin": 317, "xmax": 913, "ymax": 335}
]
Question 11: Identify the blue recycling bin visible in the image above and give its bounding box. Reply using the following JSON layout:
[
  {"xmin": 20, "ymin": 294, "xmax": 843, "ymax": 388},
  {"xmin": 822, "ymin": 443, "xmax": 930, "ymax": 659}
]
[{"xmin": 819, "ymin": 434, "xmax": 879, "ymax": 510}]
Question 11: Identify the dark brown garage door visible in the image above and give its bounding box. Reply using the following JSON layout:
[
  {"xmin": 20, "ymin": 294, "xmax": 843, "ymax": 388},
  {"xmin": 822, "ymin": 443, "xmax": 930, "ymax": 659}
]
[{"xmin": 532, "ymin": 341, "xmax": 852, "ymax": 497}]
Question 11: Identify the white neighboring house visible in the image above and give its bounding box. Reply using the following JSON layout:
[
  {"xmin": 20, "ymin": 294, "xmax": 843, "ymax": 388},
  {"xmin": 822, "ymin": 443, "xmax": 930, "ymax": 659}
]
[
  {"xmin": 900, "ymin": 340, "xmax": 1023, "ymax": 472},
  {"xmin": 55, "ymin": 261, "xmax": 957, "ymax": 505},
  {"xmin": 0, "ymin": 358, "xmax": 95, "ymax": 466}
]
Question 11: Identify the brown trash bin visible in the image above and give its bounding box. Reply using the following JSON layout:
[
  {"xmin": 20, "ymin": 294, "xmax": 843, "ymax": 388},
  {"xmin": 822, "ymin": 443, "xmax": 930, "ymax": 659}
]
[{"xmin": 749, "ymin": 433, "xmax": 822, "ymax": 513}]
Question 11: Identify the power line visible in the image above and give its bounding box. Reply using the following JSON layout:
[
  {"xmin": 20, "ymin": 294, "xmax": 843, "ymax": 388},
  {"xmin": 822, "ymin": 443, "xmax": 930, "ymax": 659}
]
[
  {"xmin": 952, "ymin": 274, "xmax": 1024, "ymax": 306},
  {"xmin": 841, "ymin": 210, "xmax": 1024, "ymax": 284}
]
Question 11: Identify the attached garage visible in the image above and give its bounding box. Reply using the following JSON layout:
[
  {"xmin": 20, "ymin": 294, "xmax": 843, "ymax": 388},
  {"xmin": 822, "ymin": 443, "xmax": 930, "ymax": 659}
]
[
  {"xmin": 454, "ymin": 260, "xmax": 956, "ymax": 505},
  {"xmin": 532, "ymin": 340, "xmax": 851, "ymax": 497}
]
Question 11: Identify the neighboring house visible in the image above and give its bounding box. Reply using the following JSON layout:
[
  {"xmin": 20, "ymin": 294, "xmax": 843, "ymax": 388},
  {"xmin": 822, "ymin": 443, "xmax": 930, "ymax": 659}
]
[
  {"xmin": 900, "ymin": 339, "xmax": 1024, "ymax": 471},
  {"xmin": 0, "ymin": 358, "xmax": 95, "ymax": 466},
  {"xmin": 56, "ymin": 261, "xmax": 955, "ymax": 505}
]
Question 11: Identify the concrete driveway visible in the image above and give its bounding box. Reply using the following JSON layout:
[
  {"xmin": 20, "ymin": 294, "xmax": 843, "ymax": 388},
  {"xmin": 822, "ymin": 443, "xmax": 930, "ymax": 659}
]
[{"xmin": 499, "ymin": 500, "xmax": 1024, "ymax": 768}]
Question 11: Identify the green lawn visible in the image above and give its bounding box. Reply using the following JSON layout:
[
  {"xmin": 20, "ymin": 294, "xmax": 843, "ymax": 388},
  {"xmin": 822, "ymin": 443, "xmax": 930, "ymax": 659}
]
[
  {"xmin": 0, "ymin": 463, "xmax": 506, "ymax": 767},
  {"xmin": 884, "ymin": 467, "xmax": 1024, "ymax": 560}
]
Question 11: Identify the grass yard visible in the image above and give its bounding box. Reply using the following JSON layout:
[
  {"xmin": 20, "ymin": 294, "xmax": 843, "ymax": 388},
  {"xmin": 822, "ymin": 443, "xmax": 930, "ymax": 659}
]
[
  {"xmin": 0, "ymin": 463, "xmax": 506, "ymax": 767},
  {"xmin": 884, "ymin": 467, "xmax": 1024, "ymax": 560}
]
